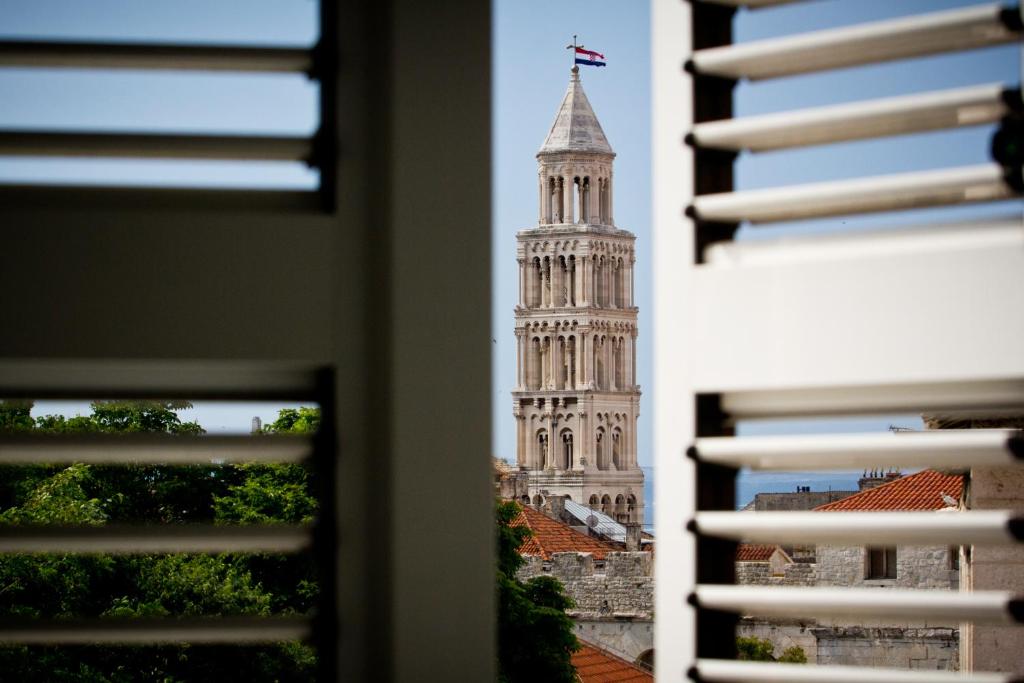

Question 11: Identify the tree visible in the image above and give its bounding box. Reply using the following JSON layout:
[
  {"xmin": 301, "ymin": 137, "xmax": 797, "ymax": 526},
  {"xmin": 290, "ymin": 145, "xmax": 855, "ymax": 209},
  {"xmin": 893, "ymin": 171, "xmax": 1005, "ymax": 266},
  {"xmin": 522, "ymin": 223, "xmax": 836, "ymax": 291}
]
[
  {"xmin": 495, "ymin": 500, "xmax": 580, "ymax": 683},
  {"xmin": 736, "ymin": 636, "xmax": 776, "ymax": 661},
  {"xmin": 736, "ymin": 636, "xmax": 807, "ymax": 664},
  {"xmin": 0, "ymin": 401, "xmax": 318, "ymax": 681},
  {"xmin": 778, "ymin": 646, "xmax": 808, "ymax": 663}
]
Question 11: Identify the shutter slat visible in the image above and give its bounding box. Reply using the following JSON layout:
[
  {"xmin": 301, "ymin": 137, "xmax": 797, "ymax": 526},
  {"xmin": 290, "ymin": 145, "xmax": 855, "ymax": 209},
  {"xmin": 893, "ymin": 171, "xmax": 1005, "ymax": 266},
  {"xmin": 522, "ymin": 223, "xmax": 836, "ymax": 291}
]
[
  {"xmin": 695, "ymin": 658, "xmax": 1016, "ymax": 683},
  {"xmin": 0, "ymin": 359, "xmax": 322, "ymax": 400},
  {"xmin": 0, "ymin": 524, "xmax": 311, "ymax": 554},
  {"xmin": 0, "ymin": 40, "xmax": 312, "ymax": 73},
  {"xmin": 693, "ymin": 431, "xmax": 1022, "ymax": 471},
  {"xmin": 0, "ymin": 434, "xmax": 311, "ymax": 464},
  {"xmin": 690, "ymin": 4, "xmax": 1020, "ymax": 81},
  {"xmin": 719, "ymin": 379, "xmax": 1024, "ymax": 420},
  {"xmin": 698, "ymin": 0, "xmax": 803, "ymax": 8},
  {"xmin": 0, "ymin": 616, "xmax": 310, "ymax": 644},
  {"xmin": 693, "ymin": 585, "xmax": 1021, "ymax": 623},
  {"xmin": 694, "ymin": 511, "xmax": 1022, "ymax": 546},
  {"xmin": 691, "ymin": 164, "xmax": 1016, "ymax": 224},
  {"xmin": 0, "ymin": 131, "xmax": 313, "ymax": 163},
  {"xmin": 690, "ymin": 84, "xmax": 1013, "ymax": 152}
]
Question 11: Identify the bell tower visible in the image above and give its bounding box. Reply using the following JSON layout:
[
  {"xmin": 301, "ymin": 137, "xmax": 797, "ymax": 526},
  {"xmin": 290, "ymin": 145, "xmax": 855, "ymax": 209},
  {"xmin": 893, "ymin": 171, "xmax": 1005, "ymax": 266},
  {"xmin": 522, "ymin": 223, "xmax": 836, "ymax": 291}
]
[{"xmin": 512, "ymin": 66, "xmax": 643, "ymax": 523}]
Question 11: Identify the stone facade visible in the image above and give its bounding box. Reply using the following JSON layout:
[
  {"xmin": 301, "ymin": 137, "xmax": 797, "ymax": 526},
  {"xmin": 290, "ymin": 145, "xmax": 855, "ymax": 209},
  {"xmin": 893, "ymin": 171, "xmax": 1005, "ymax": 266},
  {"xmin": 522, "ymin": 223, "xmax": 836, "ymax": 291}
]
[
  {"xmin": 517, "ymin": 551, "xmax": 653, "ymax": 619},
  {"xmin": 513, "ymin": 68, "xmax": 643, "ymax": 522},
  {"xmin": 961, "ymin": 464, "xmax": 1024, "ymax": 675},
  {"xmin": 749, "ymin": 490, "xmax": 858, "ymax": 511},
  {"xmin": 816, "ymin": 544, "xmax": 958, "ymax": 590},
  {"xmin": 518, "ymin": 549, "xmax": 654, "ymax": 666},
  {"xmin": 736, "ymin": 559, "xmax": 815, "ymax": 587},
  {"xmin": 736, "ymin": 545, "xmax": 959, "ymax": 670},
  {"xmin": 574, "ymin": 619, "xmax": 653, "ymax": 665},
  {"xmin": 812, "ymin": 626, "xmax": 959, "ymax": 670}
]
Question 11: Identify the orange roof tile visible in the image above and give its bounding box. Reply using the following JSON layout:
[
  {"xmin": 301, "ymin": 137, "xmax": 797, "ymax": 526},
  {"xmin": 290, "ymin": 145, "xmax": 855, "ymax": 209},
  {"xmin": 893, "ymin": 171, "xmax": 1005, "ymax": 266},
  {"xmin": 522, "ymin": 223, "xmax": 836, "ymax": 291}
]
[
  {"xmin": 513, "ymin": 504, "xmax": 620, "ymax": 560},
  {"xmin": 572, "ymin": 643, "xmax": 653, "ymax": 683},
  {"xmin": 815, "ymin": 470, "xmax": 964, "ymax": 512},
  {"xmin": 736, "ymin": 544, "xmax": 776, "ymax": 562}
]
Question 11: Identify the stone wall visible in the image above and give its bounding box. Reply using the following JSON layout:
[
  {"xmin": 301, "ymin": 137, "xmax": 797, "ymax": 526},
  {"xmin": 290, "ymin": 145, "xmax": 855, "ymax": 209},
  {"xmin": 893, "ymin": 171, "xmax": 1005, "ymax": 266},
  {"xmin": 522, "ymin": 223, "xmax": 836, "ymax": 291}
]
[
  {"xmin": 816, "ymin": 545, "xmax": 957, "ymax": 589},
  {"xmin": 737, "ymin": 619, "xmax": 959, "ymax": 670},
  {"xmin": 517, "ymin": 551, "xmax": 653, "ymax": 618},
  {"xmin": 751, "ymin": 490, "xmax": 858, "ymax": 511},
  {"xmin": 962, "ymin": 465, "xmax": 1024, "ymax": 675},
  {"xmin": 737, "ymin": 618, "xmax": 818, "ymax": 662},
  {"xmin": 575, "ymin": 619, "xmax": 653, "ymax": 663},
  {"xmin": 736, "ymin": 560, "xmax": 815, "ymax": 587},
  {"xmin": 813, "ymin": 626, "xmax": 959, "ymax": 670}
]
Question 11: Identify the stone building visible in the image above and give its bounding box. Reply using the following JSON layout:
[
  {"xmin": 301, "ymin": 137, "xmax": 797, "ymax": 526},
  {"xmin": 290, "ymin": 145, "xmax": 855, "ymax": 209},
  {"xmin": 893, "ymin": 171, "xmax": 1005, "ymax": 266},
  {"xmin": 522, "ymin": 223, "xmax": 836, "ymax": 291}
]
[
  {"xmin": 512, "ymin": 67, "xmax": 644, "ymax": 521},
  {"xmin": 735, "ymin": 469, "xmax": 966, "ymax": 670},
  {"xmin": 512, "ymin": 503, "xmax": 654, "ymax": 666}
]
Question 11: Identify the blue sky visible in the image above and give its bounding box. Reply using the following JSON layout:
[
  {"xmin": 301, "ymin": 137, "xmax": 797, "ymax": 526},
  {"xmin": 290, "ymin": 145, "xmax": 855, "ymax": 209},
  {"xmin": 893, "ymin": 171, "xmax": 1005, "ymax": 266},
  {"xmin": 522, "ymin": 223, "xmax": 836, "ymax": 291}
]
[
  {"xmin": 1, "ymin": 1, "xmax": 1020, "ymax": 454},
  {"xmin": 492, "ymin": 0, "xmax": 1019, "ymax": 466}
]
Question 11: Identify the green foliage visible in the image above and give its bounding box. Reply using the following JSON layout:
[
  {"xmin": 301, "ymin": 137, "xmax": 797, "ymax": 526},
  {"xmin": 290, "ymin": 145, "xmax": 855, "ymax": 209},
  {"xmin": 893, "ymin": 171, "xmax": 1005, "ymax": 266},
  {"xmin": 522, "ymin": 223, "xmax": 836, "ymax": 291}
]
[
  {"xmin": 0, "ymin": 400, "xmax": 35, "ymax": 432},
  {"xmin": 778, "ymin": 645, "xmax": 808, "ymax": 663},
  {"xmin": 261, "ymin": 407, "xmax": 320, "ymax": 435},
  {"xmin": 0, "ymin": 402, "xmax": 320, "ymax": 681},
  {"xmin": 736, "ymin": 636, "xmax": 776, "ymax": 661},
  {"xmin": 736, "ymin": 636, "xmax": 807, "ymax": 664},
  {"xmin": 496, "ymin": 500, "xmax": 579, "ymax": 683},
  {"xmin": 214, "ymin": 464, "xmax": 316, "ymax": 525}
]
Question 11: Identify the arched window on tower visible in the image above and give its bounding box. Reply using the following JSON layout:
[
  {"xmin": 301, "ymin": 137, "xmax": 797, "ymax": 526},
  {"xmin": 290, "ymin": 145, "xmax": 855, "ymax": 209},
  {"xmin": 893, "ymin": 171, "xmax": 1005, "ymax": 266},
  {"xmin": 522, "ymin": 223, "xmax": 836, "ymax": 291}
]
[
  {"xmin": 601, "ymin": 494, "xmax": 612, "ymax": 515},
  {"xmin": 549, "ymin": 176, "xmax": 559, "ymax": 223},
  {"xmin": 615, "ymin": 494, "xmax": 626, "ymax": 522},
  {"xmin": 615, "ymin": 337, "xmax": 624, "ymax": 389},
  {"xmin": 582, "ymin": 177, "xmax": 591, "ymax": 223},
  {"xmin": 541, "ymin": 337, "xmax": 551, "ymax": 388},
  {"xmin": 589, "ymin": 494, "xmax": 599, "ymax": 508},
  {"xmin": 596, "ymin": 427, "xmax": 606, "ymax": 470},
  {"xmin": 536, "ymin": 429, "xmax": 549, "ymax": 469},
  {"xmin": 542, "ymin": 256, "xmax": 552, "ymax": 307},
  {"xmin": 612, "ymin": 428, "xmax": 622, "ymax": 469},
  {"xmin": 560, "ymin": 429, "xmax": 573, "ymax": 470},
  {"xmin": 594, "ymin": 337, "xmax": 604, "ymax": 390},
  {"xmin": 556, "ymin": 336, "xmax": 567, "ymax": 389},
  {"xmin": 557, "ymin": 256, "xmax": 568, "ymax": 306},
  {"xmin": 627, "ymin": 494, "xmax": 637, "ymax": 522},
  {"xmin": 567, "ymin": 335, "xmax": 576, "ymax": 388},
  {"xmin": 568, "ymin": 255, "xmax": 576, "ymax": 306},
  {"xmin": 529, "ymin": 337, "xmax": 541, "ymax": 390},
  {"xmin": 573, "ymin": 176, "xmax": 582, "ymax": 223},
  {"xmin": 536, "ymin": 258, "xmax": 544, "ymax": 309}
]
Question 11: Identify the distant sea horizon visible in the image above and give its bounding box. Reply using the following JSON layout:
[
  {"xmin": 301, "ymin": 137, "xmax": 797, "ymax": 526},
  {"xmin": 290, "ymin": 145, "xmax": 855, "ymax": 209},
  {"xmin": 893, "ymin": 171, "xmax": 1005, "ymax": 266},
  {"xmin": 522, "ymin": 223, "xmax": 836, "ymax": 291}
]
[{"xmin": 641, "ymin": 466, "xmax": 861, "ymax": 535}]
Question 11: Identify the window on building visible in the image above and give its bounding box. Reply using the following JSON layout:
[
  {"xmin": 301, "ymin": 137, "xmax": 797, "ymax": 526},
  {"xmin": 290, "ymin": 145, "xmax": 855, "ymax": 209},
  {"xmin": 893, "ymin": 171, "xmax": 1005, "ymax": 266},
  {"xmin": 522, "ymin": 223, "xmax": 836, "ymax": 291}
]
[{"xmin": 866, "ymin": 547, "xmax": 897, "ymax": 580}]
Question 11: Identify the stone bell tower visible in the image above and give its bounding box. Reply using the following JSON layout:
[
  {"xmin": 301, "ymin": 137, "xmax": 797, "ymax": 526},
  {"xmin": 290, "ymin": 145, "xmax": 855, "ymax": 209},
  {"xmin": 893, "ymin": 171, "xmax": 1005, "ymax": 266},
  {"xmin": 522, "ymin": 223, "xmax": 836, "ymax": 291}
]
[{"xmin": 512, "ymin": 66, "xmax": 643, "ymax": 523}]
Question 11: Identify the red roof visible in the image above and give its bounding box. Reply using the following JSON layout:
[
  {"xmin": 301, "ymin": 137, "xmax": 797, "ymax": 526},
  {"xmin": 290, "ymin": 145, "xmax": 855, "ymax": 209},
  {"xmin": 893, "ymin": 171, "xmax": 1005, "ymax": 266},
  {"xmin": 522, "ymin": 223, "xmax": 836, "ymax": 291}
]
[
  {"xmin": 572, "ymin": 643, "xmax": 653, "ymax": 683},
  {"xmin": 513, "ymin": 504, "xmax": 619, "ymax": 560},
  {"xmin": 736, "ymin": 544, "xmax": 776, "ymax": 562},
  {"xmin": 815, "ymin": 470, "xmax": 964, "ymax": 512}
]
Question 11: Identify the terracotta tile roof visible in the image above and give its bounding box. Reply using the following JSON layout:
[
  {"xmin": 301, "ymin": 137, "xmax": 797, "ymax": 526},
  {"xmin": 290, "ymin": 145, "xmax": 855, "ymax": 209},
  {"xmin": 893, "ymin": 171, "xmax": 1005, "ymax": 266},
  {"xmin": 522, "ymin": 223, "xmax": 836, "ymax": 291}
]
[
  {"xmin": 512, "ymin": 504, "xmax": 620, "ymax": 560},
  {"xmin": 572, "ymin": 643, "xmax": 653, "ymax": 683},
  {"xmin": 814, "ymin": 470, "xmax": 964, "ymax": 512},
  {"xmin": 736, "ymin": 544, "xmax": 776, "ymax": 562}
]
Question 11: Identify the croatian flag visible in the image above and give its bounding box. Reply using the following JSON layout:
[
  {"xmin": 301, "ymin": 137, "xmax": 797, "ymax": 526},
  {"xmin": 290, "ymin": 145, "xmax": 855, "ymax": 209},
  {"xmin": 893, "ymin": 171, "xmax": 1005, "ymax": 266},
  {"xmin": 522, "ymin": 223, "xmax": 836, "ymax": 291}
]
[{"xmin": 575, "ymin": 47, "xmax": 606, "ymax": 68}]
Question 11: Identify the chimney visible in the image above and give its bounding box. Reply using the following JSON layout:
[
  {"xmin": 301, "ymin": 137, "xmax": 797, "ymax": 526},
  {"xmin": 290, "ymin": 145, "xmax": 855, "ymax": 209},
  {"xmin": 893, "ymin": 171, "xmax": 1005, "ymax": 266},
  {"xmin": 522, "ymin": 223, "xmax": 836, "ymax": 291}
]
[
  {"xmin": 546, "ymin": 494, "xmax": 567, "ymax": 521},
  {"xmin": 625, "ymin": 522, "xmax": 642, "ymax": 551}
]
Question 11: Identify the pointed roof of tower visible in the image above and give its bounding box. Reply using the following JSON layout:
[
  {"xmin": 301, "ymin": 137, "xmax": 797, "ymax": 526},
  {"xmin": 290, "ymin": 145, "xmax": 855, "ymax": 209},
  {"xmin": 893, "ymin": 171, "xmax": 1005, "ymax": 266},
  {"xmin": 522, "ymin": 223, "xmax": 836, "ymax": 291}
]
[{"xmin": 538, "ymin": 67, "xmax": 614, "ymax": 156}]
